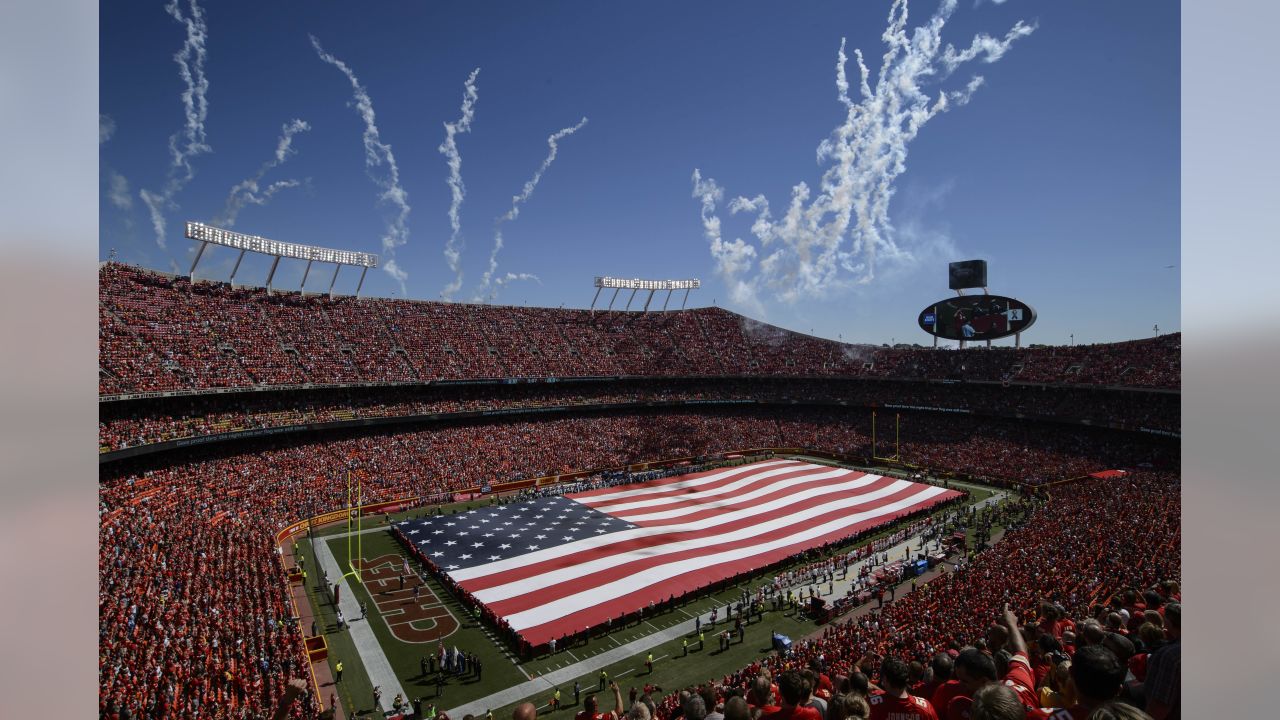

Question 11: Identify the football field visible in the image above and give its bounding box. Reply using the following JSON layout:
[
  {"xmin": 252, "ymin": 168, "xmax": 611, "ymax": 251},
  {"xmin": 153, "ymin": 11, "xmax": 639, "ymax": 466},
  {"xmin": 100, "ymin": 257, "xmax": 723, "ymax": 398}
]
[{"xmin": 296, "ymin": 459, "xmax": 997, "ymax": 718}]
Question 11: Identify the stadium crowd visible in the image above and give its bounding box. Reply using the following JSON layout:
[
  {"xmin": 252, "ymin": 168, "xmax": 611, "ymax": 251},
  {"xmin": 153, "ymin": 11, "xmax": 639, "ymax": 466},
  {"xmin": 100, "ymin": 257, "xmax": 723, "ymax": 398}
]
[
  {"xmin": 97, "ymin": 263, "xmax": 1180, "ymax": 720},
  {"xmin": 99, "ymin": 406, "xmax": 1175, "ymax": 719},
  {"xmin": 99, "ymin": 378, "xmax": 1177, "ymax": 453},
  {"xmin": 100, "ymin": 264, "xmax": 1180, "ymax": 395},
  {"xmin": 650, "ymin": 471, "xmax": 1180, "ymax": 720}
]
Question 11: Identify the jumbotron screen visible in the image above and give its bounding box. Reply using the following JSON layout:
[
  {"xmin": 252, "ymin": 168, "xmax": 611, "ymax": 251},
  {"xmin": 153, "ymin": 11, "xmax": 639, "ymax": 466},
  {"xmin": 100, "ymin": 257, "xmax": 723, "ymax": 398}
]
[{"xmin": 918, "ymin": 295, "xmax": 1036, "ymax": 341}]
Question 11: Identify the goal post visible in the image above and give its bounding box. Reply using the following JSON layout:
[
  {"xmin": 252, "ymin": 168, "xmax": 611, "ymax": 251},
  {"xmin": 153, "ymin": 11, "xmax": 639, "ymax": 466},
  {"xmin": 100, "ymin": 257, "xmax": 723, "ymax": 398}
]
[
  {"xmin": 344, "ymin": 468, "xmax": 363, "ymax": 583},
  {"xmin": 872, "ymin": 411, "xmax": 902, "ymax": 463}
]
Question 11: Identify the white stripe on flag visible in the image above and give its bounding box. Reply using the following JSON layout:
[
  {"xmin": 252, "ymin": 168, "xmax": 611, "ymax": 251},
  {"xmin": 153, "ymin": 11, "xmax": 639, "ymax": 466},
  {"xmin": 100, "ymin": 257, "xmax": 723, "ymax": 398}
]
[
  {"xmin": 614, "ymin": 468, "xmax": 872, "ymax": 522},
  {"xmin": 450, "ymin": 468, "xmax": 875, "ymax": 583},
  {"xmin": 471, "ymin": 477, "xmax": 909, "ymax": 604},
  {"xmin": 588, "ymin": 463, "xmax": 846, "ymax": 515},
  {"xmin": 503, "ymin": 485, "xmax": 950, "ymax": 631},
  {"xmin": 573, "ymin": 458, "xmax": 799, "ymax": 504}
]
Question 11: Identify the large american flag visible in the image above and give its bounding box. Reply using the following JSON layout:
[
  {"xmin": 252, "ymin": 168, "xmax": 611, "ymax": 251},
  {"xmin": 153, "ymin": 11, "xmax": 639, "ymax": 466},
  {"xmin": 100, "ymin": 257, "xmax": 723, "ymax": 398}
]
[{"xmin": 396, "ymin": 459, "xmax": 960, "ymax": 645}]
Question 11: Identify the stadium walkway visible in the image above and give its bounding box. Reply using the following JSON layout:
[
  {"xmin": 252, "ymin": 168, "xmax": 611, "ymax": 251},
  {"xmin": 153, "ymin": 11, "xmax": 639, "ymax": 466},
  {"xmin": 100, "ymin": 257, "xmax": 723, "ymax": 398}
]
[
  {"xmin": 443, "ymin": 486, "xmax": 1005, "ymax": 719},
  {"xmin": 314, "ymin": 537, "xmax": 410, "ymax": 715}
]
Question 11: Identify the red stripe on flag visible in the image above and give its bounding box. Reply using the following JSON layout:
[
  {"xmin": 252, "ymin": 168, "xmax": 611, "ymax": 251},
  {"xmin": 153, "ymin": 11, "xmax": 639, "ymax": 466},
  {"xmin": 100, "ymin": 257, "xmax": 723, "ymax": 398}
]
[{"xmin": 513, "ymin": 487, "xmax": 960, "ymax": 644}]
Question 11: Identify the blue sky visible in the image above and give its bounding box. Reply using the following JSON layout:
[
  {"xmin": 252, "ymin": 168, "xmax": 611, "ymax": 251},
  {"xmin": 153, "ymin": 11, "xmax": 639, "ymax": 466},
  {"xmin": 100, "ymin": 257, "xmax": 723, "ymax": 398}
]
[{"xmin": 99, "ymin": 0, "xmax": 1179, "ymax": 345}]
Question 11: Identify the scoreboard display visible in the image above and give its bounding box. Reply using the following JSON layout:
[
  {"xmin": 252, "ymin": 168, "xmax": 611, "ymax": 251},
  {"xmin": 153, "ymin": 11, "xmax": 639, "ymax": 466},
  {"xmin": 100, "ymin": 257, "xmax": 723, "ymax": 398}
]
[
  {"xmin": 918, "ymin": 295, "xmax": 1036, "ymax": 341},
  {"xmin": 948, "ymin": 260, "xmax": 988, "ymax": 290}
]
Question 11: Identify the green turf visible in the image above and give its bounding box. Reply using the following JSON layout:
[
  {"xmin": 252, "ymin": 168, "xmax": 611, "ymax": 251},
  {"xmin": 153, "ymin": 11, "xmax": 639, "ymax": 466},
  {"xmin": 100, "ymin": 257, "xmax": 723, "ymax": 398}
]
[{"xmin": 299, "ymin": 458, "xmax": 1012, "ymax": 718}]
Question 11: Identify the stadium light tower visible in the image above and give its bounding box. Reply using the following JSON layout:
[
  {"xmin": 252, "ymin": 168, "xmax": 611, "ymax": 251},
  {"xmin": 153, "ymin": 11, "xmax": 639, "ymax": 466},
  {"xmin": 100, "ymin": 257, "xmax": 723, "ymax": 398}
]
[
  {"xmin": 589, "ymin": 276, "xmax": 701, "ymax": 314},
  {"xmin": 184, "ymin": 221, "xmax": 380, "ymax": 298}
]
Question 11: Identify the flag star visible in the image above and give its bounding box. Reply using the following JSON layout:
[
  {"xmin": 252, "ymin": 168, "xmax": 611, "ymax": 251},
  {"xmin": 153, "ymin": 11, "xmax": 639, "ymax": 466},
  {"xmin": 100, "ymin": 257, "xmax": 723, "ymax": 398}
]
[
  {"xmin": 445, "ymin": 522, "xmax": 456, "ymax": 527},
  {"xmin": 447, "ymin": 564, "xmax": 460, "ymax": 570},
  {"xmin": 445, "ymin": 541, "xmax": 457, "ymax": 546},
  {"xmin": 483, "ymin": 533, "xmax": 494, "ymax": 538},
  {"xmin": 433, "ymin": 530, "xmax": 444, "ymax": 535},
  {"xmin": 408, "ymin": 529, "xmax": 420, "ymax": 535},
  {"xmin": 575, "ymin": 521, "xmax": 586, "ymax": 526},
  {"xmin": 535, "ymin": 534, "xmax": 547, "ymax": 540},
  {"xmin": 479, "ymin": 518, "xmax": 490, "ymax": 523},
  {"xmin": 527, "ymin": 545, "xmax": 540, "ymax": 550},
  {"xmin": 534, "ymin": 514, "xmax": 544, "ymax": 519},
  {"xmin": 458, "ymin": 532, "xmax": 469, "ymax": 537},
  {"xmin": 489, "ymin": 555, "xmax": 501, "ymax": 561},
  {"xmin": 549, "ymin": 521, "xmax": 560, "ymax": 526},
  {"xmin": 472, "ymin": 542, "xmax": 484, "ymax": 548},
  {"xmin": 595, "ymin": 529, "xmax": 608, "ymax": 534},
  {"xmin": 563, "ymin": 536, "xmax": 575, "ymax": 542},
  {"xmin": 510, "ymin": 532, "xmax": 521, "ymax": 538},
  {"xmin": 503, "ymin": 522, "xmax": 512, "ymax": 526},
  {"xmin": 499, "ymin": 544, "xmax": 511, "ymax": 549},
  {"xmin": 432, "ymin": 552, "xmax": 444, "ymax": 557},
  {"xmin": 460, "ymin": 554, "xmax": 472, "ymax": 560},
  {"xmin": 469, "ymin": 525, "xmax": 480, "ymax": 530},
  {"xmin": 556, "ymin": 515, "xmax": 567, "ymax": 520}
]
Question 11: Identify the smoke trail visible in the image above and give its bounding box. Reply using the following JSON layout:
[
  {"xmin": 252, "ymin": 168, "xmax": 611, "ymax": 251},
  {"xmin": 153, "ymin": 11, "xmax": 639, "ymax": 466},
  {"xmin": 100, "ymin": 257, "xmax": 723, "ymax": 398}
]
[
  {"xmin": 473, "ymin": 117, "xmax": 588, "ymax": 302},
  {"xmin": 692, "ymin": 170, "xmax": 763, "ymax": 315},
  {"xmin": 216, "ymin": 119, "xmax": 310, "ymax": 227},
  {"xmin": 490, "ymin": 272, "xmax": 542, "ymax": 300},
  {"xmin": 312, "ymin": 35, "xmax": 412, "ymax": 291},
  {"xmin": 439, "ymin": 68, "xmax": 481, "ymax": 300},
  {"xmin": 694, "ymin": 0, "xmax": 1034, "ymax": 305},
  {"xmin": 139, "ymin": 0, "xmax": 211, "ymax": 249}
]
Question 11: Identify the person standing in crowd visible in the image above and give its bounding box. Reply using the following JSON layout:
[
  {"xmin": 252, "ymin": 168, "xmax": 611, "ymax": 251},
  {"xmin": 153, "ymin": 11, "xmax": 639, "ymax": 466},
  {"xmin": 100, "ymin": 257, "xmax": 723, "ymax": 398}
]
[{"xmin": 868, "ymin": 658, "xmax": 937, "ymax": 720}]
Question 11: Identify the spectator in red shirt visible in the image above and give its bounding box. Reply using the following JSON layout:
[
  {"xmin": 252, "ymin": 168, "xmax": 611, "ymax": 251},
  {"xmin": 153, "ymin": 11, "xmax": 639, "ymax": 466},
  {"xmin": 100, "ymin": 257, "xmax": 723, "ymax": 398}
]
[
  {"xmin": 576, "ymin": 695, "xmax": 610, "ymax": 720},
  {"xmin": 762, "ymin": 671, "xmax": 823, "ymax": 720},
  {"xmin": 930, "ymin": 672, "xmax": 965, "ymax": 719},
  {"xmin": 869, "ymin": 658, "xmax": 938, "ymax": 720},
  {"xmin": 750, "ymin": 676, "xmax": 782, "ymax": 716},
  {"xmin": 919, "ymin": 654, "xmax": 952, "ymax": 706},
  {"xmin": 944, "ymin": 649, "xmax": 999, "ymax": 720}
]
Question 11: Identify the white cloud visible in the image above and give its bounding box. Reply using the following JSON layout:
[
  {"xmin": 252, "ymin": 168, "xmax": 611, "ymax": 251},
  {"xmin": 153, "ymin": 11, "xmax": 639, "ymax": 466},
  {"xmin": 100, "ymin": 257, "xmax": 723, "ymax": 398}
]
[
  {"xmin": 474, "ymin": 117, "xmax": 588, "ymax": 302},
  {"xmin": 692, "ymin": 0, "xmax": 1033, "ymax": 308},
  {"xmin": 439, "ymin": 69, "xmax": 481, "ymax": 301},
  {"xmin": 312, "ymin": 35, "xmax": 411, "ymax": 292}
]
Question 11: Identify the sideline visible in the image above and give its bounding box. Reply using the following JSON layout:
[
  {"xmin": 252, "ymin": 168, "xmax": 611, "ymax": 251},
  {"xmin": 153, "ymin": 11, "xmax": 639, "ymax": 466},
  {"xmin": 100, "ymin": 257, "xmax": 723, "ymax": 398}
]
[
  {"xmin": 442, "ymin": 489, "xmax": 1005, "ymax": 719},
  {"xmin": 313, "ymin": 537, "xmax": 409, "ymax": 714}
]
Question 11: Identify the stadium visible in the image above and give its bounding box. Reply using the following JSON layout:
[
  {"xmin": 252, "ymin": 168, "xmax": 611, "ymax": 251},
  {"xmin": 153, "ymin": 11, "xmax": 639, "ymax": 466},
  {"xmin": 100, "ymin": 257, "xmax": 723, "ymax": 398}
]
[
  {"xmin": 98, "ymin": 2, "xmax": 1181, "ymax": 720},
  {"xmin": 98, "ymin": 262, "xmax": 1180, "ymax": 720}
]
